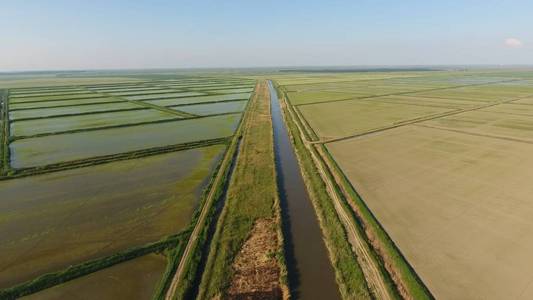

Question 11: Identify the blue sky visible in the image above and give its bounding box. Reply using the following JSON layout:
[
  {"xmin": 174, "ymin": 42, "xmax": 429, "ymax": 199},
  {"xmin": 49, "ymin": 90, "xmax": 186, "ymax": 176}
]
[{"xmin": 0, "ymin": 0, "xmax": 531, "ymax": 70}]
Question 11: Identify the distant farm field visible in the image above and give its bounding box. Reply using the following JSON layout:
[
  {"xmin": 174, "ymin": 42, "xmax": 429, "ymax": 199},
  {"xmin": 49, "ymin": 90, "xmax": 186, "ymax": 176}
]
[{"xmin": 23, "ymin": 254, "xmax": 167, "ymax": 300}]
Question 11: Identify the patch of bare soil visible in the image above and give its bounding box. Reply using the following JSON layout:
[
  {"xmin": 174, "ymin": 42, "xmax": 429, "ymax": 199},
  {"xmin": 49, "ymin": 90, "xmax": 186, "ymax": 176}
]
[{"xmin": 227, "ymin": 218, "xmax": 283, "ymax": 300}]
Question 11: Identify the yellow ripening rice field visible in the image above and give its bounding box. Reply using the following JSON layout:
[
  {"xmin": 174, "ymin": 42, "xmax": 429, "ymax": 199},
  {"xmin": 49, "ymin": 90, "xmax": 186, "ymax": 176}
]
[
  {"xmin": 327, "ymin": 125, "xmax": 533, "ymax": 300},
  {"xmin": 298, "ymin": 100, "xmax": 453, "ymax": 139}
]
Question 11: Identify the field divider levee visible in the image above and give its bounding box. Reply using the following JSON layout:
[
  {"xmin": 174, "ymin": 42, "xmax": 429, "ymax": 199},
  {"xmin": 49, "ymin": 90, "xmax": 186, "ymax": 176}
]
[
  {"xmin": 163, "ymin": 82, "xmax": 259, "ymax": 300},
  {"xmin": 316, "ymin": 142, "xmax": 434, "ymax": 300},
  {"xmin": 315, "ymin": 92, "xmax": 533, "ymax": 144},
  {"xmin": 8, "ymin": 95, "xmax": 108, "ymax": 105},
  {"xmin": 275, "ymin": 81, "xmax": 398, "ymax": 300},
  {"xmin": 280, "ymin": 77, "xmax": 433, "ymax": 298},
  {"xmin": 77, "ymin": 86, "xmax": 200, "ymax": 118},
  {"xmin": 0, "ymin": 137, "xmax": 229, "ymax": 180},
  {"xmin": 295, "ymin": 78, "xmax": 523, "ymax": 107},
  {"xmin": 128, "ymin": 100, "xmax": 199, "ymax": 118},
  {"xmin": 1, "ymin": 89, "xmax": 11, "ymax": 175},
  {"xmin": 166, "ymin": 97, "xmax": 249, "ymax": 108}
]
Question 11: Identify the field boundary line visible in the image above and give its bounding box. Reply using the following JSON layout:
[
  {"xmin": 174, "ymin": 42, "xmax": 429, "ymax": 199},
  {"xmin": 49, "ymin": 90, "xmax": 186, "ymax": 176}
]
[
  {"xmin": 1, "ymin": 90, "xmax": 11, "ymax": 175},
  {"xmin": 315, "ymin": 92, "xmax": 533, "ymax": 144},
  {"xmin": 0, "ymin": 232, "xmax": 187, "ymax": 299},
  {"xmin": 295, "ymin": 78, "xmax": 523, "ymax": 107}
]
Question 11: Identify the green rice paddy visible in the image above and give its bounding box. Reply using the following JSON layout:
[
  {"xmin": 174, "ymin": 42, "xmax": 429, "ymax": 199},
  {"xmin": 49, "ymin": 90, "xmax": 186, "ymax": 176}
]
[
  {"xmin": 173, "ymin": 100, "xmax": 248, "ymax": 116},
  {"xmin": 0, "ymin": 145, "xmax": 225, "ymax": 288},
  {"xmin": 11, "ymin": 108, "xmax": 178, "ymax": 137}
]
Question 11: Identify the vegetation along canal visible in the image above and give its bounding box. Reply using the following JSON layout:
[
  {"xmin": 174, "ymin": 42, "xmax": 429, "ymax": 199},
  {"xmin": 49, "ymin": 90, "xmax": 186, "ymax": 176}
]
[{"xmin": 268, "ymin": 81, "xmax": 341, "ymax": 299}]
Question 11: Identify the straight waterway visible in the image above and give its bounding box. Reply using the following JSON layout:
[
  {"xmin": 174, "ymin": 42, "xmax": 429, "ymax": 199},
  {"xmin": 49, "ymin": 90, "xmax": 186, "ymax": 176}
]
[{"xmin": 268, "ymin": 81, "xmax": 341, "ymax": 299}]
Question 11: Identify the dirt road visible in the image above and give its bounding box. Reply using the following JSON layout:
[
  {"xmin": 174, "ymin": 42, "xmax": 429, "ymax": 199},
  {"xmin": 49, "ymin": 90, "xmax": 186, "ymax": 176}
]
[{"xmin": 281, "ymin": 92, "xmax": 395, "ymax": 300}]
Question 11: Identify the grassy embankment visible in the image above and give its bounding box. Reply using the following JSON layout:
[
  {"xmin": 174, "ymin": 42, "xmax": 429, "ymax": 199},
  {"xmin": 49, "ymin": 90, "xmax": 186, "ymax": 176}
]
[
  {"xmin": 1, "ymin": 90, "xmax": 10, "ymax": 175},
  {"xmin": 277, "ymin": 82, "xmax": 432, "ymax": 299},
  {"xmin": 195, "ymin": 81, "xmax": 288, "ymax": 299},
  {"xmin": 274, "ymin": 82, "xmax": 373, "ymax": 299},
  {"xmin": 156, "ymin": 81, "xmax": 257, "ymax": 300}
]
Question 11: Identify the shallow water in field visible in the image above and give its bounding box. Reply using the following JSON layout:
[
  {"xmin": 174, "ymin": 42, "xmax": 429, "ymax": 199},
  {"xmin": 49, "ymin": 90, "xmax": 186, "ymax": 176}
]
[
  {"xmin": 10, "ymin": 113, "xmax": 240, "ymax": 168},
  {"xmin": 22, "ymin": 254, "xmax": 167, "ymax": 300},
  {"xmin": 269, "ymin": 81, "xmax": 340, "ymax": 299},
  {"xmin": 176, "ymin": 100, "xmax": 248, "ymax": 116},
  {"xmin": 0, "ymin": 145, "xmax": 225, "ymax": 289}
]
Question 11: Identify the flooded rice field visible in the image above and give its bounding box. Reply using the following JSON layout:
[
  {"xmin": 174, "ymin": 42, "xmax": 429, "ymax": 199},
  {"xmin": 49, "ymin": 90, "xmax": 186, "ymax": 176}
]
[
  {"xmin": 10, "ymin": 113, "xmax": 240, "ymax": 168},
  {"xmin": 0, "ymin": 145, "xmax": 225, "ymax": 288}
]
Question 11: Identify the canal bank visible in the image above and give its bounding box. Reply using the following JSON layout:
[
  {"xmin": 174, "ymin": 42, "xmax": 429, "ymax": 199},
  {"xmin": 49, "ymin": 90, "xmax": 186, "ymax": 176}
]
[{"xmin": 269, "ymin": 81, "xmax": 341, "ymax": 300}]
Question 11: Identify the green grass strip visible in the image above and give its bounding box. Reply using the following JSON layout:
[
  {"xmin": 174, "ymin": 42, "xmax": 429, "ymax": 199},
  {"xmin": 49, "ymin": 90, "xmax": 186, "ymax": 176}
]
[
  {"xmin": 1, "ymin": 90, "xmax": 11, "ymax": 175},
  {"xmin": 1, "ymin": 137, "xmax": 230, "ymax": 180},
  {"xmin": 196, "ymin": 81, "xmax": 287, "ymax": 299}
]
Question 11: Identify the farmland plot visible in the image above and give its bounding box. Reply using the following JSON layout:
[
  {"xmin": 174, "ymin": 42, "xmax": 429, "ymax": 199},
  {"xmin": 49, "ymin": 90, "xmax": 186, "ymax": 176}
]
[
  {"xmin": 10, "ymin": 113, "xmax": 241, "ymax": 168},
  {"xmin": 327, "ymin": 125, "xmax": 533, "ymax": 299},
  {"xmin": 298, "ymin": 100, "xmax": 452, "ymax": 139},
  {"xmin": 10, "ymin": 108, "xmax": 178, "ymax": 137},
  {"xmin": 422, "ymin": 110, "xmax": 533, "ymax": 141},
  {"xmin": 0, "ymin": 144, "xmax": 225, "ymax": 288},
  {"xmin": 175, "ymin": 100, "xmax": 248, "ymax": 116}
]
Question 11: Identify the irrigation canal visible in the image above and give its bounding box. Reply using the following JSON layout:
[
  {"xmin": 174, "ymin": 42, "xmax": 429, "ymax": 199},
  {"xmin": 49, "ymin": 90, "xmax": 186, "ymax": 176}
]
[{"xmin": 268, "ymin": 81, "xmax": 341, "ymax": 299}]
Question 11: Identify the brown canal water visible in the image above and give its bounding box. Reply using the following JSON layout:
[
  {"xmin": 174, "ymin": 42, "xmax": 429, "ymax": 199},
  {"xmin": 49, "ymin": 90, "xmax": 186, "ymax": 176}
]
[{"xmin": 268, "ymin": 81, "xmax": 341, "ymax": 299}]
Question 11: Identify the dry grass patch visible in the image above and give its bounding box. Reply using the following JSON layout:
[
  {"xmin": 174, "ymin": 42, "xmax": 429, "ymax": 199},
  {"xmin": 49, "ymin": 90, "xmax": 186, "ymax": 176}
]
[{"xmin": 227, "ymin": 218, "xmax": 283, "ymax": 299}]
